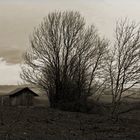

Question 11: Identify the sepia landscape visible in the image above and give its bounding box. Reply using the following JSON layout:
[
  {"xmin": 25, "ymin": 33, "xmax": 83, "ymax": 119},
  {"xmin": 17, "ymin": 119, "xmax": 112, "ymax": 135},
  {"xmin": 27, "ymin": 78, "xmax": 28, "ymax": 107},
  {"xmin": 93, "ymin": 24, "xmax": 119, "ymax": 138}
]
[{"xmin": 1, "ymin": 0, "xmax": 140, "ymax": 140}]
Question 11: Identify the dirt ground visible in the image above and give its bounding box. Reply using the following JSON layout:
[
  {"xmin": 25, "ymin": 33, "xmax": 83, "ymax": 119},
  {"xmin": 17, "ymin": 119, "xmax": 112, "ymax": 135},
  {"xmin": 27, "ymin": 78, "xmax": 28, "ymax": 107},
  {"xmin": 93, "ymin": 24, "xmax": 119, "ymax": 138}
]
[{"xmin": 0, "ymin": 104, "xmax": 139, "ymax": 140}]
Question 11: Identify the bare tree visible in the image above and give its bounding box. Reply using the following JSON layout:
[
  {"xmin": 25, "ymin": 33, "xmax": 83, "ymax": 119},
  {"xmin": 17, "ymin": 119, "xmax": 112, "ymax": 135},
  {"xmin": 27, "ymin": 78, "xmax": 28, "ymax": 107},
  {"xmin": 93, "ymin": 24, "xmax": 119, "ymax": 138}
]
[
  {"xmin": 21, "ymin": 11, "xmax": 108, "ymax": 110},
  {"xmin": 105, "ymin": 19, "xmax": 140, "ymax": 120}
]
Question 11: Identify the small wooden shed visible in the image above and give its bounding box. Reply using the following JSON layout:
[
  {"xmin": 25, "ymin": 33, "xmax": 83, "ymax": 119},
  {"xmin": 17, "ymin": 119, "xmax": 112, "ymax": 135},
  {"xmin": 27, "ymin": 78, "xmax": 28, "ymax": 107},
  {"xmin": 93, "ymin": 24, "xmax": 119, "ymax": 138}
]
[{"xmin": 9, "ymin": 87, "xmax": 38, "ymax": 106}]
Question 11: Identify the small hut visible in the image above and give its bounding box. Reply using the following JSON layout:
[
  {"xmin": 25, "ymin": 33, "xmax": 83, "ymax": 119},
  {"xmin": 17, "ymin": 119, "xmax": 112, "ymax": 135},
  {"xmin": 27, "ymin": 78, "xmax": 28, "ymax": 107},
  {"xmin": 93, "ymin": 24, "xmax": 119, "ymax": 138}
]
[{"xmin": 9, "ymin": 87, "xmax": 38, "ymax": 106}]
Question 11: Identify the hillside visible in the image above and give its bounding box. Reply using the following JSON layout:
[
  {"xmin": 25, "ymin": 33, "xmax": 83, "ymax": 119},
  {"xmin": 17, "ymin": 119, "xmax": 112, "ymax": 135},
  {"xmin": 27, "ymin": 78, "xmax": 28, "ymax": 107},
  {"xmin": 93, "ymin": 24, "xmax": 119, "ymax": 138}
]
[
  {"xmin": 0, "ymin": 106, "xmax": 139, "ymax": 140},
  {"xmin": 0, "ymin": 85, "xmax": 46, "ymax": 96},
  {"xmin": 0, "ymin": 85, "xmax": 19, "ymax": 94}
]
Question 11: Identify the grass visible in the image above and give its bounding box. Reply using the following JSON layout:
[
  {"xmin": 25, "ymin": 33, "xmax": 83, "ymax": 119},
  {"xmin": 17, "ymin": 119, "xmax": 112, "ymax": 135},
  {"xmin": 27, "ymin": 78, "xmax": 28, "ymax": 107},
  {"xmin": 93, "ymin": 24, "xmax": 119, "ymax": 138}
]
[{"xmin": 0, "ymin": 101, "xmax": 138, "ymax": 140}]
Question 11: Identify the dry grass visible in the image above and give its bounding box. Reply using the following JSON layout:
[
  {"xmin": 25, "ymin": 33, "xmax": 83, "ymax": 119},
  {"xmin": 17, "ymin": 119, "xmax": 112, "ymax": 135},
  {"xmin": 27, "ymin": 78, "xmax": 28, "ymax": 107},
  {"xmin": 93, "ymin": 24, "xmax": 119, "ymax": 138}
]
[{"xmin": 0, "ymin": 104, "xmax": 138, "ymax": 140}]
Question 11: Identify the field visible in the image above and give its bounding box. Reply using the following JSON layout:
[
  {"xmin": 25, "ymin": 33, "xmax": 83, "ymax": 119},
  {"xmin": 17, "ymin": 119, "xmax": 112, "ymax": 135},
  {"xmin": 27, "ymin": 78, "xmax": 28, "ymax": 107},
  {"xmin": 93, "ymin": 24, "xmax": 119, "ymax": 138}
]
[
  {"xmin": 0, "ymin": 86, "xmax": 139, "ymax": 139},
  {"xmin": 0, "ymin": 105, "xmax": 139, "ymax": 140}
]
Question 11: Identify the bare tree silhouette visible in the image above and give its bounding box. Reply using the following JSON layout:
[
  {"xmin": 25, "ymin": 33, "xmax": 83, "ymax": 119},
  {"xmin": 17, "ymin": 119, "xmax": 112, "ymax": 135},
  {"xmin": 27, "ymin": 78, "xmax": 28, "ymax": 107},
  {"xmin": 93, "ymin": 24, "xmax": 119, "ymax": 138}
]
[
  {"xmin": 104, "ymin": 18, "xmax": 140, "ymax": 120},
  {"xmin": 21, "ymin": 11, "xmax": 108, "ymax": 111}
]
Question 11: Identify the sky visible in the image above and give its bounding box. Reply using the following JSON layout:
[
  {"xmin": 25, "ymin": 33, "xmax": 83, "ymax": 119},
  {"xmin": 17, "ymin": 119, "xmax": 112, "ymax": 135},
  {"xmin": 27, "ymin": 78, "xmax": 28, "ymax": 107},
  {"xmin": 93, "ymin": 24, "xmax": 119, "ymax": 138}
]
[{"xmin": 0, "ymin": 0, "xmax": 140, "ymax": 84}]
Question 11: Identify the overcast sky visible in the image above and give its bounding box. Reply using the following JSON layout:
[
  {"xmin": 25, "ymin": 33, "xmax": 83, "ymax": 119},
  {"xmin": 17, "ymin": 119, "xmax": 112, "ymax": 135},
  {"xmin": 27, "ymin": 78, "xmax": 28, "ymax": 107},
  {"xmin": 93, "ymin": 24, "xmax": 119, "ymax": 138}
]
[{"xmin": 0, "ymin": 0, "xmax": 140, "ymax": 84}]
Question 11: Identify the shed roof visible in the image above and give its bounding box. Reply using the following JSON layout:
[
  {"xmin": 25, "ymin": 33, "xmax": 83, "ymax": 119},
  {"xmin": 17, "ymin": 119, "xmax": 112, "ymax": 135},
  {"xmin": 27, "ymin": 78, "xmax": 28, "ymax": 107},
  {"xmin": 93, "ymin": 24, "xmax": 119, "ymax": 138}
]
[{"xmin": 8, "ymin": 87, "xmax": 39, "ymax": 97}]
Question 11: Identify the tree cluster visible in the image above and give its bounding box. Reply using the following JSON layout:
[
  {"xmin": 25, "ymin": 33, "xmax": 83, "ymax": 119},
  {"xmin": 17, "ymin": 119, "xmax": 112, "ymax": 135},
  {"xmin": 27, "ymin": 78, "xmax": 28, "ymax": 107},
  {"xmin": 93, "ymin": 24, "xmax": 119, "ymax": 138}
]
[{"xmin": 21, "ymin": 11, "xmax": 140, "ymax": 116}]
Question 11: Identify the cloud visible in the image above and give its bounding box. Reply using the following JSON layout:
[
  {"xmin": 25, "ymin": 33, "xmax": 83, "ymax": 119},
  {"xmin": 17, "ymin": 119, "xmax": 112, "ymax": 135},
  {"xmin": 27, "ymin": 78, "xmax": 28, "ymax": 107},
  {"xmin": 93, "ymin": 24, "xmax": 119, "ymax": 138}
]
[{"xmin": 0, "ymin": 58, "xmax": 22, "ymax": 85}]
